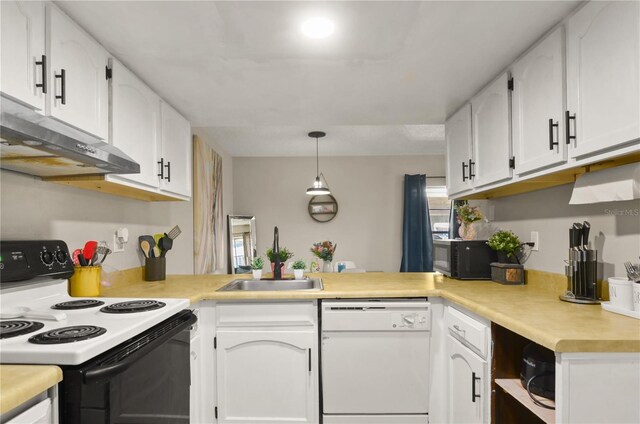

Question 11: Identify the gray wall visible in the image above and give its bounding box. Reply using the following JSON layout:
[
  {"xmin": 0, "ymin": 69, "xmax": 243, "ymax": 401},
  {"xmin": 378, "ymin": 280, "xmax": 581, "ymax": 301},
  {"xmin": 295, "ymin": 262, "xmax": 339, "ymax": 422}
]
[
  {"xmin": 0, "ymin": 131, "xmax": 233, "ymax": 275},
  {"xmin": 232, "ymin": 155, "xmax": 446, "ymax": 272},
  {"xmin": 470, "ymin": 184, "xmax": 640, "ymax": 280}
]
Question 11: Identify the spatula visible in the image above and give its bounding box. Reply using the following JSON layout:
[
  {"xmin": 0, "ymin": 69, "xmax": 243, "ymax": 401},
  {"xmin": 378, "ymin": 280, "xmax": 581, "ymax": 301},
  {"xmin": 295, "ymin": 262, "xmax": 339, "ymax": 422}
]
[
  {"xmin": 83, "ymin": 241, "xmax": 98, "ymax": 263},
  {"xmin": 167, "ymin": 225, "xmax": 181, "ymax": 240}
]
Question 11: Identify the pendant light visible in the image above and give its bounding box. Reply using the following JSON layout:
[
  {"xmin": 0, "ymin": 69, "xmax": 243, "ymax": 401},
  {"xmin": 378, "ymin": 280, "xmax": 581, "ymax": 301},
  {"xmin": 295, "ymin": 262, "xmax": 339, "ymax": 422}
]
[{"xmin": 306, "ymin": 131, "xmax": 331, "ymax": 195}]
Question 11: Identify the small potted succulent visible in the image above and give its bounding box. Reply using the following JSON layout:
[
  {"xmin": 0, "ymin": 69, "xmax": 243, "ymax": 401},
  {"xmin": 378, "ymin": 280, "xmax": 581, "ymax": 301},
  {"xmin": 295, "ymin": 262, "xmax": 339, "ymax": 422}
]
[
  {"xmin": 251, "ymin": 257, "xmax": 264, "ymax": 280},
  {"xmin": 266, "ymin": 247, "xmax": 294, "ymax": 274},
  {"xmin": 292, "ymin": 260, "xmax": 306, "ymax": 279},
  {"xmin": 487, "ymin": 230, "xmax": 521, "ymax": 264}
]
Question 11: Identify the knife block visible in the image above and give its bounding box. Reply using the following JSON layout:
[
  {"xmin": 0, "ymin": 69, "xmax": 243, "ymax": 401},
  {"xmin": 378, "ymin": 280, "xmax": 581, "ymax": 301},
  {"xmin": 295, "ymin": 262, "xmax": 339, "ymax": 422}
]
[
  {"xmin": 560, "ymin": 249, "xmax": 600, "ymax": 304},
  {"xmin": 144, "ymin": 257, "xmax": 166, "ymax": 281}
]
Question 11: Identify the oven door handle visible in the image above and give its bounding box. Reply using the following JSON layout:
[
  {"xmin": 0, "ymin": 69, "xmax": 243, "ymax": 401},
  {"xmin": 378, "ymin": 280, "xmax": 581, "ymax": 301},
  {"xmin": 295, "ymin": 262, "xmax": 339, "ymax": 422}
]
[{"xmin": 83, "ymin": 311, "xmax": 196, "ymax": 384}]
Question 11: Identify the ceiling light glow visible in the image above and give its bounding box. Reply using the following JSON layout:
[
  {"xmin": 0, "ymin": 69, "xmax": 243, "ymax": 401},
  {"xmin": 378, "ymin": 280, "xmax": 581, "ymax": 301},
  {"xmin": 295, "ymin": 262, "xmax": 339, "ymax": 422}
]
[{"xmin": 301, "ymin": 17, "xmax": 335, "ymax": 39}]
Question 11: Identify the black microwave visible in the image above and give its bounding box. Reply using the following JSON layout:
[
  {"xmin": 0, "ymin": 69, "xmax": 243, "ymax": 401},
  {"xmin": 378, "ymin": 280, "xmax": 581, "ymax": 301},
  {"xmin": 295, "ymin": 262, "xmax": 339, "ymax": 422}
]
[{"xmin": 433, "ymin": 239, "xmax": 497, "ymax": 279}]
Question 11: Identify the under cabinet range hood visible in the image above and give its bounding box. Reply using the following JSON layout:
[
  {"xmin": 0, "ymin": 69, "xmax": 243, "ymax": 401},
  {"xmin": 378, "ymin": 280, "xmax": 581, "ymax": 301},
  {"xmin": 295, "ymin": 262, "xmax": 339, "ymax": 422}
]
[{"xmin": 0, "ymin": 98, "xmax": 139, "ymax": 177}]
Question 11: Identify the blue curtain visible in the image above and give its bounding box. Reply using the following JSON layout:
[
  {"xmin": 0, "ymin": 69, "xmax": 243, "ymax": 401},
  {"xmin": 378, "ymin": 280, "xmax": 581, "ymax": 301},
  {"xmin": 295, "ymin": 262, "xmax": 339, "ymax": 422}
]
[{"xmin": 400, "ymin": 174, "xmax": 433, "ymax": 272}]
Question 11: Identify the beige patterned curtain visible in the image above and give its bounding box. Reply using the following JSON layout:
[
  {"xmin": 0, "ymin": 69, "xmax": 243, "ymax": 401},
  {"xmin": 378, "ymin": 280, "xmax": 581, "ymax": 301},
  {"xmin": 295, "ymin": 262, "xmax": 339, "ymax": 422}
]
[{"xmin": 193, "ymin": 135, "xmax": 224, "ymax": 274}]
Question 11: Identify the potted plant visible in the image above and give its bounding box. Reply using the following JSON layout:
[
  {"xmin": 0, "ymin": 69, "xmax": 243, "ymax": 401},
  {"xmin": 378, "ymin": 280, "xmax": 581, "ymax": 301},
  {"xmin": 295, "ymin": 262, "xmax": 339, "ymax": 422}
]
[
  {"xmin": 251, "ymin": 257, "xmax": 264, "ymax": 280},
  {"xmin": 487, "ymin": 230, "xmax": 521, "ymax": 263},
  {"xmin": 455, "ymin": 203, "xmax": 483, "ymax": 240},
  {"xmin": 310, "ymin": 241, "xmax": 337, "ymax": 273},
  {"xmin": 266, "ymin": 247, "xmax": 294, "ymax": 274},
  {"xmin": 292, "ymin": 260, "xmax": 306, "ymax": 279}
]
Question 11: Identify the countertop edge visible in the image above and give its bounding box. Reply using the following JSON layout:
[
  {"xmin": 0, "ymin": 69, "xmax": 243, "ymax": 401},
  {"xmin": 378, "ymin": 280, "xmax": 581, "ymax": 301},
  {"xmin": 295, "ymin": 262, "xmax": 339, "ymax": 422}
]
[{"xmin": 0, "ymin": 365, "xmax": 62, "ymax": 414}]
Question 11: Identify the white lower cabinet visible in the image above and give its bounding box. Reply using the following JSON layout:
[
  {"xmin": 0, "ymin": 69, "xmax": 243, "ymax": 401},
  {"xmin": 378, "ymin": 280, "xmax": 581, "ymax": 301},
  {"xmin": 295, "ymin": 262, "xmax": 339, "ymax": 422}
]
[
  {"xmin": 446, "ymin": 335, "xmax": 487, "ymax": 424},
  {"xmin": 214, "ymin": 301, "xmax": 319, "ymax": 424},
  {"xmin": 2, "ymin": 386, "xmax": 58, "ymax": 424}
]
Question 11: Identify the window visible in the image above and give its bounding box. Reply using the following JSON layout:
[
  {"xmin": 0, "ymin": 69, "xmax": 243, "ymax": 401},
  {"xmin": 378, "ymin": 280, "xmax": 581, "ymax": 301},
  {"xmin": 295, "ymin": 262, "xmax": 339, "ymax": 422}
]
[
  {"xmin": 426, "ymin": 177, "xmax": 451, "ymax": 239},
  {"xmin": 232, "ymin": 236, "xmax": 246, "ymax": 267}
]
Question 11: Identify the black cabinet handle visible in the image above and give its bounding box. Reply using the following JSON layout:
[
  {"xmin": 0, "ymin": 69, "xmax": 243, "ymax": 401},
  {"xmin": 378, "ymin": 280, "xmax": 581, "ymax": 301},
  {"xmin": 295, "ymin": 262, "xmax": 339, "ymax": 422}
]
[
  {"xmin": 471, "ymin": 372, "xmax": 481, "ymax": 403},
  {"xmin": 164, "ymin": 161, "xmax": 171, "ymax": 182},
  {"xmin": 565, "ymin": 110, "xmax": 576, "ymax": 145},
  {"xmin": 548, "ymin": 119, "xmax": 559, "ymax": 150},
  {"xmin": 157, "ymin": 158, "xmax": 165, "ymax": 179},
  {"xmin": 468, "ymin": 159, "xmax": 475, "ymax": 179},
  {"xmin": 462, "ymin": 162, "xmax": 468, "ymax": 182},
  {"xmin": 35, "ymin": 55, "xmax": 47, "ymax": 93},
  {"xmin": 54, "ymin": 69, "xmax": 65, "ymax": 105},
  {"xmin": 308, "ymin": 348, "xmax": 312, "ymax": 373}
]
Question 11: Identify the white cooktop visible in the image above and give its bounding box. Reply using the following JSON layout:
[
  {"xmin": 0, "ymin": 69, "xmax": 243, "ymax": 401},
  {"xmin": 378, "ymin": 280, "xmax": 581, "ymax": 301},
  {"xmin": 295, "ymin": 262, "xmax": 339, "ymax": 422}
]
[{"xmin": 0, "ymin": 279, "xmax": 189, "ymax": 365}]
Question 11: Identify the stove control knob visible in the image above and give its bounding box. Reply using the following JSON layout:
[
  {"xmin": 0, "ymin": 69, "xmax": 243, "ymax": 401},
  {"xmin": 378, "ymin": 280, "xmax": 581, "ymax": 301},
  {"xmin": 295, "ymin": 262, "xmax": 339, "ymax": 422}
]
[
  {"xmin": 55, "ymin": 250, "xmax": 68, "ymax": 264},
  {"xmin": 41, "ymin": 250, "xmax": 54, "ymax": 266}
]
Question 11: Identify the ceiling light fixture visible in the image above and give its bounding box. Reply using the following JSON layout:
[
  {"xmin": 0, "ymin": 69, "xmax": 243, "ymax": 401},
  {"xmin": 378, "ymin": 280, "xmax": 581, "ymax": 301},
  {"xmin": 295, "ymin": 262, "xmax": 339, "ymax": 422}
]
[
  {"xmin": 306, "ymin": 131, "xmax": 331, "ymax": 196},
  {"xmin": 301, "ymin": 17, "xmax": 335, "ymax": 39}
]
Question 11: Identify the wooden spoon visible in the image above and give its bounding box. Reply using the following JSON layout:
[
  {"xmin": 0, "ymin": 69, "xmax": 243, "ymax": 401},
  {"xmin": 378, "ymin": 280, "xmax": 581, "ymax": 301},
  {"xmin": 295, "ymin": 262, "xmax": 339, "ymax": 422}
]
[{"xmin": 140, "ymin": 240, "xmax": 151, "ymax": 258}]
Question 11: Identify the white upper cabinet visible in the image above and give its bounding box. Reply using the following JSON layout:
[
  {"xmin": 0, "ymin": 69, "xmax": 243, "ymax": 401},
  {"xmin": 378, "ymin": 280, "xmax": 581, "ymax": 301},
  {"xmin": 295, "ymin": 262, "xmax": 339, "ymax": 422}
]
[
  {"xmin": 446, "ymin": 104, "xmax": 474, "ymax": 196},
  {"xmin": 512, "ymin": 27, "xmax": 567, "ymax": 175},
  {"xmin": 566, "ymin": 0, "xmax": 640, "ymax": 158},
  {"xmin": 47, "ymin": 5, "xmax": 109, "ymax": 140},
  {"xmin": 1, "ymin": 1, "xmax": 46, "ymax": 111},
  {"xmin": 471, "ymin": 73, "xmax": 512, "ymax": 187},
  {"xmin": 109, "ymin": 60, "xmax": 161, "ymax": 189},
  {"xmin": 159, "ymin": 102, "xmax": 192, "ymax": 198}
]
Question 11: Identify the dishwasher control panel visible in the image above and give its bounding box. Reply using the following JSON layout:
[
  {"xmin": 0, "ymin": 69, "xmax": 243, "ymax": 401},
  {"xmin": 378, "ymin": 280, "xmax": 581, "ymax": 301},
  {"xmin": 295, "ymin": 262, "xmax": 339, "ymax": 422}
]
[
  {"xmin": 393, "ymin": 312, "xmax": 429, "ymax": 329},
  {"xmin": 322, "ymin": 299, "xmax": 431, "ymax": 331}
]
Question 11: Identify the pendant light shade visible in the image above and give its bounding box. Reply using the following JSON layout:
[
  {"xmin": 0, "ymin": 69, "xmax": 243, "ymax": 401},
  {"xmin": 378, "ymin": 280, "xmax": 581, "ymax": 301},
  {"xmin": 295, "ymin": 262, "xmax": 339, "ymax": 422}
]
[{"xmin": 306, "ymin": 131, "xmax": 331, "ymax": 195}]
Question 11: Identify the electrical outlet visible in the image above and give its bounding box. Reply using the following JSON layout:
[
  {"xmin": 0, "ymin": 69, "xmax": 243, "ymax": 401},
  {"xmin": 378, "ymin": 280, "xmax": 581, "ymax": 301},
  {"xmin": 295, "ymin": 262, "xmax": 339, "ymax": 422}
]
[
  {"xmin": 530, "ymin": 231, "xmax": 539, "ymax": 251},
  {"xmin": 113, "ymin": 235, "xmax": 124, "ymax": 253}
]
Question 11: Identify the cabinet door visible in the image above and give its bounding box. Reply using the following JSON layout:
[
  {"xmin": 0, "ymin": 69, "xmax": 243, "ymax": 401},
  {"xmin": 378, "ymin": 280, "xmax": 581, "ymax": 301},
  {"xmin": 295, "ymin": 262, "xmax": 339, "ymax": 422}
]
[
  {"xmin": 216, "ymin": 330, "xmax": 318, "ymax": 423},
  {"xmin": 159, "ymin": 102, "xmax": 192, "ymax": 197},
  {"xmin": 0, "ymin": 1, "xmax": 46, "ymax": 111},
  {"xmin": 190, "ymin": 333, "xmax": 202, "ymax": 424},
  {"xmin": 47, "ymin": 6, "xmax": 109, "ymax": 140},
  {"xmin": 446, "ymin": 104, "xmax": 474, "ymax": 196},
  {"xmin": 566, "ymin": 1, "xmax": 640, "ymax": 158},
  {"xmin": 512, "ymin": 27, "xmax": 567, "ymax": 175},
  {"xmin": 447, "ymin": 335, "xmax": 487, "ymax": 424},
  {"xmin": 471, "ymin": 73, "xmax": 512, "ymax": 187},
  {"xmin": 109, "ymin": 60, "xmax": 160, "ymax": 188}
]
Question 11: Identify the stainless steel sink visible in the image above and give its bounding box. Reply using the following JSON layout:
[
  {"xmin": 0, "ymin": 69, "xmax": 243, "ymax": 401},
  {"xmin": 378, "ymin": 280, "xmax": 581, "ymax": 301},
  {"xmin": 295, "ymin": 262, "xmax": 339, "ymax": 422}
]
[{"xmin": 217, "ymin": 277, "xmax": 323, "ymax": 292}]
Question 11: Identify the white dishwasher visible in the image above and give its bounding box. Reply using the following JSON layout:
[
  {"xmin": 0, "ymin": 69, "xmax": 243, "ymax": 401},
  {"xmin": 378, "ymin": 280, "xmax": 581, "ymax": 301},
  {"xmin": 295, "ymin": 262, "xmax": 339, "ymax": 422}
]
[{"xmin": 321, "ymin": 299, "xmax": 431, "ymax": 424}]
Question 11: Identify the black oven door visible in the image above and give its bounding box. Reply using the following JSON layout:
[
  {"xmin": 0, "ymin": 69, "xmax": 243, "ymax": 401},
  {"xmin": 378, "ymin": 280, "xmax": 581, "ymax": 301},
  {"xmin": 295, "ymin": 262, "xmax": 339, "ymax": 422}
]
[{"xmin": 61, "ymin": 310, "xmax": 197, "ymax": 424}]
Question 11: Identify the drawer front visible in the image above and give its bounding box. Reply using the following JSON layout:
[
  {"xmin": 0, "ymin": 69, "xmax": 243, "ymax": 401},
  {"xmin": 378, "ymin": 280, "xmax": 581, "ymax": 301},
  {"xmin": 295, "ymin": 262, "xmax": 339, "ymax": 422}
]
[
  {"xmin": 445, "ymin": 305, "xmax": 489, "ymax": 358},
  {"xmin": 216, "ymin": 301, "xmax": 317, "ymax": 328}
]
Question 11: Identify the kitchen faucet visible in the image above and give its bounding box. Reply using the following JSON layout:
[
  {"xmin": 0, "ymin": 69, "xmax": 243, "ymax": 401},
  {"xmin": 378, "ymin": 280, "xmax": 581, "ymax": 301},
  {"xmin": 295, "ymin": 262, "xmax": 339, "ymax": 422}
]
[{"xmin": 273, "ymin": 226, "xmax": 281, "ymax": 279}]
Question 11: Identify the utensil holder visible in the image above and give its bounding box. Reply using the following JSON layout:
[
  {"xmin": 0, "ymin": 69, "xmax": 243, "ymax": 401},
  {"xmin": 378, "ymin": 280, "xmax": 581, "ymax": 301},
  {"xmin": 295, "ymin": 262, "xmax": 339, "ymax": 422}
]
[
  {"xmin": 560, "ymin": 249, "xmax": 600, "ymax": 304},
  {"xmin": 68, "ymin": 266, "xmax": 101, "ymax": 297},
  {"xmin": 145, "ymin": 257, "xmax": 166, "ymax": 281}
]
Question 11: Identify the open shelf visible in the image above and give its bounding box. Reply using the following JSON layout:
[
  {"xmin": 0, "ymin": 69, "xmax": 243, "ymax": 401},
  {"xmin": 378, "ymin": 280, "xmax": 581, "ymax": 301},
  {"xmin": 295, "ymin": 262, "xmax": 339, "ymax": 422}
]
[{"xmin": 495, "ymin": 379, "xmax": 555, "ymax": 423}]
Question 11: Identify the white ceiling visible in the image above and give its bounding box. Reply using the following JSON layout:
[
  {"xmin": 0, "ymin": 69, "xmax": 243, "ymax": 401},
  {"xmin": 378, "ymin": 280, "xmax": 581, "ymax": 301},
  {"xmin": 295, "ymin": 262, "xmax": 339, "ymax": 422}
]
[
  {"xmin": 56, "ymin": 0, "xmax": 580, "ymax": 156},
  {"xmin": 195, "ymin": 125, "xmax": 445, "ymax": 157}
]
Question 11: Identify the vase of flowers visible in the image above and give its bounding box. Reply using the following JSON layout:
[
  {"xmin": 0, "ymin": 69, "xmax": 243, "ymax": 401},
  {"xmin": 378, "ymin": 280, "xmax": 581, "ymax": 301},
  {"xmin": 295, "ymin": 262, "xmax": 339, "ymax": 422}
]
[
  {"xmin": 292, "ymin": 260, "xmax": 306, "ymax": 279},
  {"xmin": 455, "ymin": 203, "xmax": 483, "ymax": 240},
  {"xmin": 266, "ymin": 247, "xmax": 294, "ymax": 274},
  {"xmin": 310, "ymin": 241, "xmax": 337, "ymax": 273},
  {"xmin": 250, "ymin": 257, "xmax": 264, "ymax": 279},
  {"xmin": 487, "ymin": 230, "xmax": 521, "ymax": 263}
]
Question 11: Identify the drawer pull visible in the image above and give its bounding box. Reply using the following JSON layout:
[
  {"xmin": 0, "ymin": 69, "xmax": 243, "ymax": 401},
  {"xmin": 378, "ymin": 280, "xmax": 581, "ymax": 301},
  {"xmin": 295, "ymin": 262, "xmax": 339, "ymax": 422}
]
[{"xmin": 453, "ymin": 324, "xmax": 466, "ymax": 336}]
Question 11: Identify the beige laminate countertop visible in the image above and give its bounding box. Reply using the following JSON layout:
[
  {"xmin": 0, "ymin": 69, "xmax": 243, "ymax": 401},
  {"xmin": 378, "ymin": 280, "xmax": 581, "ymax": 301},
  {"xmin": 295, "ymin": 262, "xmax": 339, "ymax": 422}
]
[
  {"xmin": 101, "ymin": 270, "xmax": 640, "ymax": 354},
  {"xmin": 0, "ymin": 365, "xmax": 62, "ymax": 414}
]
